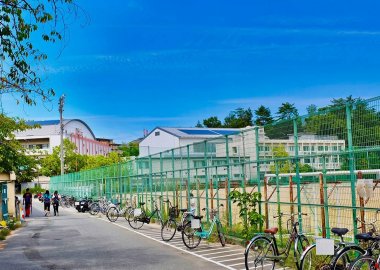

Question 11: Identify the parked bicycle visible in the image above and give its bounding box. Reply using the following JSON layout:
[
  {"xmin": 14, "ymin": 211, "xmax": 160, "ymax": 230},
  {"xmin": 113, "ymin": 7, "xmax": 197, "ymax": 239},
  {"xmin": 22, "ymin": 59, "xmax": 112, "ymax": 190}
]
[
  {"xmin": 161, "ymin": 199, "xmax": 194, "ymax": 241},
  {"xmin": 181, "ymin": 204, "xmax": 225, "ymax": 249},
  {"xmin": 128, "ymin": 197, "xmax": 164, "ymax": 229},
  {"xmin": 89, "ymin": 197, "xmax": 112, "ymax": 216},
  {"xmin": 245, "ymin": 212, "xmax": 309, "ymax": 270},
  {"xmin": 348, "ymin": 232, "xmax": 380, "ymax": 270},
  {"xmin": 301, "ymin": 210, "xmax": 380, "ymax": 270},
  {"xmin": 107, "ymin": 200, "xmax": 134, "ymax": 222}
]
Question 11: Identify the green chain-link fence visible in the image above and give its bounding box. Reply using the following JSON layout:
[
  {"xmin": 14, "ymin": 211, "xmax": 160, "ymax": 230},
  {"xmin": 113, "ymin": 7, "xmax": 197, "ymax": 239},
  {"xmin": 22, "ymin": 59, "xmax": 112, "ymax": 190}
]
[{"xmin": 51, "ymin": 97, "xmax": 380, "ymax": 241}]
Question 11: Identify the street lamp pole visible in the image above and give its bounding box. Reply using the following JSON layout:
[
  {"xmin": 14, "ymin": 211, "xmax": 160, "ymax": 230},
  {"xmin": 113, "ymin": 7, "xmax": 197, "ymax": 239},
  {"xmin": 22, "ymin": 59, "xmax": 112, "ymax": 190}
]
[{"xmin": 59, "ymin": 95, "xmax": 65, "ymax": 176}]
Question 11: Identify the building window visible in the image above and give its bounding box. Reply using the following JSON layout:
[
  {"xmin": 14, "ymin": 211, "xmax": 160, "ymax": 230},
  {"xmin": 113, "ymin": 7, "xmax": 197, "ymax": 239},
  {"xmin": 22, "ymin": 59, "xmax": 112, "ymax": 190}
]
[
  {"xmin": 138, "ymin": 161, "xmax": 149, "ymax": 169},
  {"xmin": 232, "ymin": 147, "xmax": 238, "ymax": 155},
  {"xmin": 303, "ymin": 146, "xmax": 310, "ymax": 151},
  {"xmin": 333, "ymin": 146, "xmax": 338, "ymax": 151},
  {"xmin": 193, "ymin": 160, "xmax": 206, "ymax": 168},
  {"xmin": 289, "ymin": 146, "xmax": 295, "ymax": 151},
  {"xmin": 325, "ymin": 146, "xmax": 329, "ymax": 151},
  {"xmin": 318, "ymin": 146, "xmax": 324, "ymax": 151},
  {"xmin": 304, "ymin": 158, "xmax": 311, "ymax": 164},
  {"xmin": 193, "ymin": 143, "xmax": 216, "ymax": 153},
  {"xmin": 155, "ymin": 131, "xmax": 160, "ymax": 136}
]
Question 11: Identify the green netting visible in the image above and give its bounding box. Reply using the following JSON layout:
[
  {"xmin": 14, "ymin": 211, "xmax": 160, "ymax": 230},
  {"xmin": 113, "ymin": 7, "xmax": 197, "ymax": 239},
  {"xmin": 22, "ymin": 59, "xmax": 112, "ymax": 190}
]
[{"xmin": 51, "ymin": 97, "xmax": 380, "ymax": 240}]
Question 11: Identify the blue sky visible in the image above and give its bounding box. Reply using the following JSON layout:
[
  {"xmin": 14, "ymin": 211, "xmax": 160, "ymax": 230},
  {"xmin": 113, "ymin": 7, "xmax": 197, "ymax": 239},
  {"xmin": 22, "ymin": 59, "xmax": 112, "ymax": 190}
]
[{"xmin": 2, "ymin": 0, "xmax": 380, "ymax": 142}]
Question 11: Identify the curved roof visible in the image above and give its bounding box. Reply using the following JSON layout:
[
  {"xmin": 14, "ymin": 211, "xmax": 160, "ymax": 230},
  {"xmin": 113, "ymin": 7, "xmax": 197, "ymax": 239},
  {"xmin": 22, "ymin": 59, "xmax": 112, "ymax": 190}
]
[
  {"xmin": 25, "ymin": 119, "xmax": 96, "ymax": 138},
  {"xmin": 63, "ymin": 119, "xmax": 96, "ymax": 139}
]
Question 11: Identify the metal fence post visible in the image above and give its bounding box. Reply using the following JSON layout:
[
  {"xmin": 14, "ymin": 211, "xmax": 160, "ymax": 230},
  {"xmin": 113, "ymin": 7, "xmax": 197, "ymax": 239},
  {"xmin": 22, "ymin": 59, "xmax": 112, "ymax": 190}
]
[
  {"xmin": 204, "ymin": 141, "xmax": 209, "ymax": 223},
  {"xmin": 275, "ymin": 162, "xmax": 283, "ymax": 245},
  {"xmin": 187, "ymin": 145, "xmax": 191, "ymax": 210},
  {"xmin": 322, "ymin": 157, "xmax": 331, "ymax": 238},
  {"xmin": 293, "ymin": 118, "xmax": 303, "ymax": 232},
  {"xmin": 255, "ymin": 127, "xmax": 263, "ymax": 230},
  {"xmin": 346, "ymin": 102, "xmax": 358, "ymax": 241},
  {"xmin": 225, "ymin": 135, "xmax": 232, "ymax": 227}
]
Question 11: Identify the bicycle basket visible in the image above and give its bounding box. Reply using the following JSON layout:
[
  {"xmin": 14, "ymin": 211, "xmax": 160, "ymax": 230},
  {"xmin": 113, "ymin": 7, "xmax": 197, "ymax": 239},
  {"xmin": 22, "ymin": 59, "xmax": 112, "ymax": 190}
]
[{"xmin": 169, "ymin": 207, "xmax": 179, "ymax": 218}]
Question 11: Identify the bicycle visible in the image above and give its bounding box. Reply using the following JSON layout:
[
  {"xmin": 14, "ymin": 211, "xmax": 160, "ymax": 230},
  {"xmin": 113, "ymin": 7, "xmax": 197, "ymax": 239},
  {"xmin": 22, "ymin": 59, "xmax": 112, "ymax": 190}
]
[
  {"xmin": 245, "ymin": 212, "xmax": 309, "ymax": 270},
  {"xmin": 349, "ymin": 233, "xmax": 380, "ymax": 270},
  {"xmin": 128, "ymin": 198, "xmax": 164, "ymax": 229},
  {"xmin": 301, "ymin": 210, "xmax": 380, "ymax": 270},
  {"xmin": 161, "ymin": 199, "xmax": 194, "ymax": 242},
  {"xmin": 181, "ymin": 204, "xmax": 225, "ymax": 249},
  {"xmin": 89, "ymin": 197, "xmax": 112, "ymax": 216},
  {"xmin": 107, "ymin": 200, "xmax": 134, "ymax": 222}
]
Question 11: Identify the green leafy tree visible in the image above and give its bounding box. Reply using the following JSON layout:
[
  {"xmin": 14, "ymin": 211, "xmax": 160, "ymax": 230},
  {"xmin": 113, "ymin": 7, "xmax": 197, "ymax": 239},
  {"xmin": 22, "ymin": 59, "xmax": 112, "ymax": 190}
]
[
  {"xmin": 269, "ymin": 145, "xmax": 312, "ymax": 173},
  {"xmin": 254, "ymin": 105, "xmax": 273, "ymax": 126},
  {"xmin": 277, "ymin": 102, "xmax": 299, "ymax": 120},
  {"xmin": 0, "ymin": 114, "xmax": 38, "ymax": 181},
  {"xmin": 40, "ymin": 139, "xmax": 86, "ymax": 176},
  {"xmin": 0, "ymin": 0, "xmax": 75, "ymax": 105},
  {"xmin": 224, "ymin": 108, "xmax": 253, "ymax": 128},
  {"xmin": 306, "ymin": 104, "xmax": 317, "ymax": 115},
  {"xmin": 119, "ymin": 142, "xmax": 139, "ymax": 157},
  {"xmin": 82, "ymin": 152, "xmax": 121, "ymax": 170},
  {"xmin": 203, "ymin": 116, "xmax": 222, "ymax": 128},
  {"xmin": 229, "ymin": 191, "xmax": 263, "ymax": 239}
]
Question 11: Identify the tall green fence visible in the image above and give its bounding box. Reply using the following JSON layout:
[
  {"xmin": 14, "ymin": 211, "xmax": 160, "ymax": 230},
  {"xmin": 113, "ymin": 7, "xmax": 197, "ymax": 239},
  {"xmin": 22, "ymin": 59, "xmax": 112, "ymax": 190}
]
[{"xmin": 51, "ymin": 97, "xmax": 380, "ymax": 240}]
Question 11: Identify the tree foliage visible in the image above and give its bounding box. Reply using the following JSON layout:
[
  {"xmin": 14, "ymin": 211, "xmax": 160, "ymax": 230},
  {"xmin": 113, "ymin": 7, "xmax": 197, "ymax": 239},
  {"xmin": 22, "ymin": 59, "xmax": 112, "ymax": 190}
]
[
  {"xmin": 119, "ymin": 142, "xmax": 139, "ymax": 157},
  {"xmin": 0, "ymin": 114, "xmax": 38, "ymax": 182},
  {"xmin": 277, "ymin": 102, "xmax": 298, "ymax": 120},
  {"xmin": 203, "ymin": 116, "xmax": 222, "ymax": 128},
  {"xmin": 0, "ymin": 0, "xmax": 75, "ymax": 105},
  {"xmin": 229, "ymin": 190, "xmax": 263, "ymax": 239},
  {"xmin": 223, "ymin": 107, "xmax": 253, "ymax": 128},
  {"xmin": 254, "ymin": 105, "xmax": 273, "ymax": 126},
  {"xmin": 40, "ymin": 139, "xmax": 122, "ymax": 176}
]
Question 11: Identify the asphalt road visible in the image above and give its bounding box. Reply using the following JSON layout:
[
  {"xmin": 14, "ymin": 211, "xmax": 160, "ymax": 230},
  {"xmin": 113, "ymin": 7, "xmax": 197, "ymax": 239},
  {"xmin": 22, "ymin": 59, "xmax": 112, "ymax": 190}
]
[{"xmin": 0, "ymin": 199, "xmax": 222, "ymax": 270}]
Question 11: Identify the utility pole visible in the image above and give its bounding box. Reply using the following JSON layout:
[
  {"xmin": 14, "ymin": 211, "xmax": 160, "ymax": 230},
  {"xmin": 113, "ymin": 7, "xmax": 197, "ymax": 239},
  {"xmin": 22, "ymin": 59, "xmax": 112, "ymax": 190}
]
[{"xmin": 59, "ymin": 95, "xmax": 65, "ymax": 176}]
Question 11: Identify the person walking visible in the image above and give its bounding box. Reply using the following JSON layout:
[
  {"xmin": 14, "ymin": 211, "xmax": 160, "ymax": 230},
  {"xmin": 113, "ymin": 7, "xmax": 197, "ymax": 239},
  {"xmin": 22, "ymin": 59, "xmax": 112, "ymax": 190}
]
[
  {"xmin": 52, "ymin": 191, "xmax": 60, "ymax": 216},
  {"xmin": 23, "ymin": 188, "xmax": 33, "ymax": 217},
  {"xmin": 43, "ymin": 190, "xmax": 51, "ymax": 216}
]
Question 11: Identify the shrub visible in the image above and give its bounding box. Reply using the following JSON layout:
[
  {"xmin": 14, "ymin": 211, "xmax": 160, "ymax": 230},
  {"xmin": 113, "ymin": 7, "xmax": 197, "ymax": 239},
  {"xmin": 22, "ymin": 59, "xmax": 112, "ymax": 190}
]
[{"xmin": 229, "ymin": 190, "xmax": 264, "ymax": 240}]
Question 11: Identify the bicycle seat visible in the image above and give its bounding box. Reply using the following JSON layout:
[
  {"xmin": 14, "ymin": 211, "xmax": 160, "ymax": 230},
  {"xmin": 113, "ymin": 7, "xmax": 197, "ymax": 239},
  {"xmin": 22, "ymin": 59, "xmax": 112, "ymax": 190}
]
[
  {"xmin": 264, "ymin": 227, "xmax": 278, "ymax": 235},
  {"xmin": 180, "ymin": 209, "xmax": 188, "ymax": 212},
  {"xmin": 139, "ymin": 202, "xmax": 146, "ymax": 206},
  {"xmin": 193, "ymin": 215, "xmax": 203, "ymax": 220},
  {"xmin": 355, "ymin": 233, "xmax": 377, "ymax": 241},
  {"xmin": 331, "ymin": 228, "xmax": 349, "ymax": 236}
]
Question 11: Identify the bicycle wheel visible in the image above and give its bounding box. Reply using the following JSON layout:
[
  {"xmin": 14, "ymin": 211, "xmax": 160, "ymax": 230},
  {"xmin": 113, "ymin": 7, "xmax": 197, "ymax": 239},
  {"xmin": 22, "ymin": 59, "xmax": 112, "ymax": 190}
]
[
  {"xmin": 332, "ymin": 246, "xmax": 364, "ymax": 270},
  {"xmin": 301, "ymin": 244, "xmax": 334, "ymax": 270},
  {"xmin": 161, "ymin": 219, "xmax": 177, "ymax": 241},
  {"xmin": 296, "ymin": 235, "xmax": 309, "ymax": 256},
  {"xmin": 216, "ymin": 221, "xmax": 226, "ymax": 247},
  {"xmin": 124, "ymin": 207, "xmax": 133, "ymax": 221},
  {"xmin": 245, "ymin": 236, "xmax": 275, "ymax": 270},
  {"xmin": 182, "ymin": 222, "xmax": 202, "ymax": 249},
  {"xmin": 349, "ymin": 256, "xmax": 376, "ymax": 270},
  {"xmin": 128, "ymin": 213, "xmax": 145, "ymax": 229},
  {"xmin": 107, "ymin": 207, "xmax": 119, "ymax": 222},
  {"xmin": 89, "ymin": 203, "xmax": 99, "ymax": 215}
]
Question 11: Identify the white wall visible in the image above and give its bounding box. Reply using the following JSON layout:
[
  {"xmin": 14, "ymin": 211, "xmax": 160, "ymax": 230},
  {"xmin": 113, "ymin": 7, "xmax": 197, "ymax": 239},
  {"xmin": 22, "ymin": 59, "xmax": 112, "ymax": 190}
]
[
  {"xmin": 64, "ymin": 120, "xmax": 95, "ymax": 139},
  {"xmin": 139, "ymin": 129, "xmax": 180, "ymax": 157}
]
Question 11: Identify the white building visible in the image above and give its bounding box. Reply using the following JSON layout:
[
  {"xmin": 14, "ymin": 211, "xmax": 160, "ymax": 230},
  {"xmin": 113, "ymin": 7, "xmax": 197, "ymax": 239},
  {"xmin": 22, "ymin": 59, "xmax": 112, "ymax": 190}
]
[
  {"xmin": 15, "ymin": 119, "xmax": 112, "ymax": 157},
  {"xmin": 138, "ymin": 127, "xmax": 346, "ymax": 180},
  {"xmin": 139, "ymin": 127, "xmax": 240, "ymax": 157}
]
